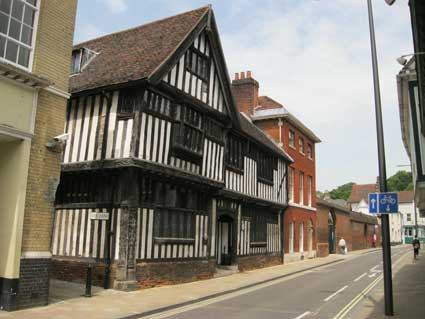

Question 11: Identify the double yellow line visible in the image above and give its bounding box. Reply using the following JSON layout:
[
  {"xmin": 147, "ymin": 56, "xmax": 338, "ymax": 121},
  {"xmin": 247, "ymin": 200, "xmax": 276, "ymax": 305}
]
[{"xmin": 333, "ymin": 250, "xmax": 409, "ymax": 319}]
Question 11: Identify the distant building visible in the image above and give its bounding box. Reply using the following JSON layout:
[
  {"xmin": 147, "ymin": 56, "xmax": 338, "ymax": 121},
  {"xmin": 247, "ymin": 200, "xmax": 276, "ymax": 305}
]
[
  {"xmin": 0, "ymin": 0, "xmax": 77, "ymax": 311},
  {"xmin": 398, "ymin": 191, "xmax": 425, "ymax": 243},
  {"xmin": 348, "ymin": 184, "xmax": 403, "ymax": 244},
  {"xmin": 231, "ymin": 71, "xmax": 321, "ymax": 262},
  {"xmin": 347, "ymin": 184, "xmax": 376, "ymax": 215}
]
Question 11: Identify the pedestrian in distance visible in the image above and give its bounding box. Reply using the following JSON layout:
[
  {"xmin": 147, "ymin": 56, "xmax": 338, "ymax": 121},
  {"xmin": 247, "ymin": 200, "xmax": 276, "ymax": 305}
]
[
  {"xmin": 339, "ymin": 237, "xmax": 347, "ymax": 254},
  {"xmin": 412, "ymin": 235, "xmax": 420, "ymax": 260},
  {"xmin": 371, "ymin": 234, "xmax": 377, "ymax": 248}
]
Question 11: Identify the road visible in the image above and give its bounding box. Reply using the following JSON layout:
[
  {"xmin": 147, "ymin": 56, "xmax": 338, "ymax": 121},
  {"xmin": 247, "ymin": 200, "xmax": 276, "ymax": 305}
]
[{"xmin": 143, "ymin": 245, "xmax": 409, "ymax": 319}]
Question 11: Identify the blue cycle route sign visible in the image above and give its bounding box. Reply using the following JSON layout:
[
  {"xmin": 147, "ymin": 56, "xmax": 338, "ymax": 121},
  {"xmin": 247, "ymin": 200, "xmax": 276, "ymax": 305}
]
[{"xmin": 368, "ymin": 192, "xmax": 398, "ymax": 214}]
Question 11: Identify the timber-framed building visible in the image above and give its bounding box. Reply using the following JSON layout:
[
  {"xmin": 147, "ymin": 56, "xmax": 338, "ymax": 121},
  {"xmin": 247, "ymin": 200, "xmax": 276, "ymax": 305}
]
[{"xmin": 52, "ymin": 6, "xmax": 292, "ymax": 289}]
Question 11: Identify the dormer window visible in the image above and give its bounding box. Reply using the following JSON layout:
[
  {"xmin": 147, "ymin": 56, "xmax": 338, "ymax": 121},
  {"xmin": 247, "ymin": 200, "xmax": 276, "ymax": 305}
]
[{"xmin": 70, "ymin": 47, "xmax": 97, "ymax": 74}]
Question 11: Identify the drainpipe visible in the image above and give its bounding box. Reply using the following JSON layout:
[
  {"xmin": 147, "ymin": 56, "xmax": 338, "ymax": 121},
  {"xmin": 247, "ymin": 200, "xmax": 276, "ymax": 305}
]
[
  {"xmin": 104, "ymin": 172, "xmax": 116, "ymax": 289},
  {"xmin": 277, "ymin": 164, "xmax": 290, "ymax": 264}
]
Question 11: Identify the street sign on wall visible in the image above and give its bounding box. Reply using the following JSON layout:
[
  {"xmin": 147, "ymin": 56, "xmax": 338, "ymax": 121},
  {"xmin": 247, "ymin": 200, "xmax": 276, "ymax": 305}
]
[
  {"xmin": 368, "ymin": 192, "xmax": 398, "ymax": 214},
  {"xmin": 89, "ymin": 211, "xmax": 109, "ymax": 220}
]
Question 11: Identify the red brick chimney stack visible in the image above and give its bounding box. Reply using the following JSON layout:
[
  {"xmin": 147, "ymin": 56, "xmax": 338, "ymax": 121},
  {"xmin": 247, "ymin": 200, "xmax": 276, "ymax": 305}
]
[{"xmin": 231, "ymin": 70, "xmax": 259, "ymax": 116}]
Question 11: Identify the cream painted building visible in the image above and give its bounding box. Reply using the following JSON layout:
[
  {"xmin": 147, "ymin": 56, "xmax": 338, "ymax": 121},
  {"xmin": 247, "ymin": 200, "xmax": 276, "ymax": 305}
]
[{"xmin": 0, "ymin": 0, "xmax": 77, "ymax": 311}]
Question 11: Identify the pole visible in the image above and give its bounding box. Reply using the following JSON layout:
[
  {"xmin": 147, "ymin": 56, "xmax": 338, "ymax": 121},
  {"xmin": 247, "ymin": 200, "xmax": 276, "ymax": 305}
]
[{"xmin": 366, "ymin": 0, "xmax": 394, "ymax": 316}]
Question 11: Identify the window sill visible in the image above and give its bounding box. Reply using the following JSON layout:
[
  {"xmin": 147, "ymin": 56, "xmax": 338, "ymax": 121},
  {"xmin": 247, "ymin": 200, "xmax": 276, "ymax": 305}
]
[
  {"xmin": 258, "ymin": 176, "xmax": 274, "ymax": 186},
  {"xmin": 289, "ymin": 145, "xmax": 296, "ymax": 150},
  {"xmin": 171, "ymin": 144, "xmax": 203, "ymax": 163},
  {"xmin": 226, "ymin": 165, "xmax": 244, "ymax": 175},
  {"xmin": 154, "ymin": 237, "xmax": 195, "ymax": 245},
  {"xmin": 250, "ymin": 241, "xmax": 267, "ymax": 247}
]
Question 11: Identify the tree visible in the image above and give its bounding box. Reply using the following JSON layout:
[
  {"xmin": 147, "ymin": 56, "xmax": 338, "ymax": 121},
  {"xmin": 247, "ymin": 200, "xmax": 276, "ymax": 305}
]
[
  {"xmin": 387, "ymin": 170, "xmax": 413, "ymax": 192},
  {"xmin": 329, "ymin": 182, "xmax": 354, "ymax": 201}
]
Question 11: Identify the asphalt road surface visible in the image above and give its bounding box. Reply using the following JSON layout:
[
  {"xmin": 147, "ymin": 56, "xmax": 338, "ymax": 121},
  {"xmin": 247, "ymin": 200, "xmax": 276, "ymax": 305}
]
[{"xmin": 144, "ymin": 245, "xmax": 409, "ymax": 319}]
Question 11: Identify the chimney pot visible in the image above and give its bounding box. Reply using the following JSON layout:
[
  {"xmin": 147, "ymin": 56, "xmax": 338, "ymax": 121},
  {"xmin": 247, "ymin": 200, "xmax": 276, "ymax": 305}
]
[
  {"xmin": 241, "ymin": 72, "xmax": 245, "ymax": 79},
  {"xmin": 235, "ymin": 73, "xmax": 239, "ymax": 80},
  {"xmin": 247, "ymin": 71, "xmax": 252, "ymax": 78}
]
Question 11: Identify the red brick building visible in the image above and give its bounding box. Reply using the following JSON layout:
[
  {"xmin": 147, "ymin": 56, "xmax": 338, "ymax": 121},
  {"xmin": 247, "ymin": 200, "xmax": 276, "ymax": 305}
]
[
  {"xmin": 231, "ymin": 71, "xmax": 321, "ymax": 262},
  {"xmin": 316, "ymin": 199, "xmax": 380, "ymax": 257}
]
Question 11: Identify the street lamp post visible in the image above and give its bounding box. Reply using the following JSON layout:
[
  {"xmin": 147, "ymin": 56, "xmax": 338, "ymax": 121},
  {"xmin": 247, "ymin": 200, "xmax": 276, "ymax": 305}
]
[{"xmin": 366, "ymin": 0, "xmax": 394, "ymax": 316}]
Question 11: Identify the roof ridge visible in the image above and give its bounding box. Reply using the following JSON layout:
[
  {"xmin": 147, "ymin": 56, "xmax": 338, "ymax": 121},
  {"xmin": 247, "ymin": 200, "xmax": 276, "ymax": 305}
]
[
  {"xmin": 148, "ymin": 5, "xmax": 210, "ymax": 78},
  {"xmin": 73, "ymin": 5, "xmax": 210, "ymax": 48}
]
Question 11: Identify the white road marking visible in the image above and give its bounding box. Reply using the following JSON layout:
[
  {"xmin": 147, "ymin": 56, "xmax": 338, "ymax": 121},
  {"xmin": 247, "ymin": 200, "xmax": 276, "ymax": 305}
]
[
  {"xmin": 324, "ymin": 285, "xmax": 349, "ymax": 302},
  {"xmin": 369, "ymin": 265, "xmax": 379, "ymax": 272},
  {"xmin": 333, "ymin": 250, "xmax": 411, "ymax": 319},
  {"xmin": 294, "ymin": 311, "xmax": 311, "ymax": 319},
  {"xmin": 353, "ymin": 273, "xmax": 367, "ymax": 282},
  {"xmin": 368, "ymin": 273, "xmax": 377, "ymax": 278}
]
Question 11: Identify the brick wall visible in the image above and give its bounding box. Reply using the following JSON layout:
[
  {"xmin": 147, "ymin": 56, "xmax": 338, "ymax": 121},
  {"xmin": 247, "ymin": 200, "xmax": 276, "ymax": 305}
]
[
  {"xmin": 51, "ymin": 258, "xmax": 116, "ymax": 288},
  {"xmin": 32, "ymin": 0, "xmax": 78, "ymax": 92},
  {"xmin": 136, "ymin": 260, "xmax": 215, "ymax": 288},
  {"xmin": 21, "ymin": 91, "xmax": 67, "ymax": 252},
  {"xmin": 17, "ymin": 0, "xmax": 77, "ymax": 310},
  {"xmin": 238, "ymin": 254, "xmax": 281, "ymax": 272},
  {"xmin": 283, "ymin": 207, "xmax": 316, "ymax": 254},
  {"xmin": 17, "ymin": 258, "xmax": 50, "ymax": 309},
  {"xmin": 316, "ymin": 202, "xmax": 379, "ymax": 255}
]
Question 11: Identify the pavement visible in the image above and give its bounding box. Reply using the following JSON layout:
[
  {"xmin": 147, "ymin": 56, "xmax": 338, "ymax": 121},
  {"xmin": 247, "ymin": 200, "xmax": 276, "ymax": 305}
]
[
  {"xmin": 347, "ymin": 246, "xmax": 425, "ymax": 319},
  {"xmin": 0, "ymin": 250, "xmax": 363, "ymax": 319}
]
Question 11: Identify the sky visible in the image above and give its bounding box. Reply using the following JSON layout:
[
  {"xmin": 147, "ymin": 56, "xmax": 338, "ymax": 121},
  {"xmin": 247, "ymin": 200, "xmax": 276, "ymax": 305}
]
[{"xmin": 74, "ymin": 0, "xmax": 414, "ymax": 191}]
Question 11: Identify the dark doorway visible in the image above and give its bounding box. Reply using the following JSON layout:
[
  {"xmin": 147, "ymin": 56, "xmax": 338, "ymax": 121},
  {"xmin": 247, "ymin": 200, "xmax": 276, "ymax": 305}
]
[
  {"xmin": 328, "ymin": 211, "xmax": 336, "ymax": 254},
  {"xmin": 217, "ymin": 215, "xmax": 233, "ymax": 265}
]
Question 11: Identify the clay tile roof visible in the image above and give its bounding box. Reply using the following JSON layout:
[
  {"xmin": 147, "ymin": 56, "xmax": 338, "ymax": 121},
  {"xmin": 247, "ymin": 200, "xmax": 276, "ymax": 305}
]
[
  {"xmin": 69, "ymin": 6, "xmax": 210, "ymax": 94},
  {"xmin": 398, "ymin": 190, "xmax": 414, "ymax": 203},
  {"xmin": 347, "ymin": 184, "xmax": 376, "ymax": 203}
]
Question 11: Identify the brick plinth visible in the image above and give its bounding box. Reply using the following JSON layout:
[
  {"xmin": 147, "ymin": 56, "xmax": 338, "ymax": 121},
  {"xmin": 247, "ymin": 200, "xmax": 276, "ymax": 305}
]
[
  {"xmin": 136, "ymin": 260, "xmax": 215, "ymax": 288},
  {"xmin": 17, "ymin": 258, "xmax": 50, "ymax": 309},
  {"xmin": 51, "ymin": 258, "xmax": 116, "ymax": 288},
  {"xmin": 237, "ymin": 254, "xmax": 281, "ymax": 272}
]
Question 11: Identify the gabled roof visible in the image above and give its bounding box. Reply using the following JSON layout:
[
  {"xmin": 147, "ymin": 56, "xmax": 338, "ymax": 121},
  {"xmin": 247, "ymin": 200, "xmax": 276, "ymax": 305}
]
[
  {"xmin": 398, "ymin": 190, "xmax": 414, "ymax": 203},
  {"xmin": 70, "ymin": 6, "xmax": 210, "ymax": 93},
  {"xmin": 347, "ymin": 183, "xmax": 376, "ymax": 204},
  {"xmin": 239, "ymin": 113, "xmax": 293, "ymax": 162}
]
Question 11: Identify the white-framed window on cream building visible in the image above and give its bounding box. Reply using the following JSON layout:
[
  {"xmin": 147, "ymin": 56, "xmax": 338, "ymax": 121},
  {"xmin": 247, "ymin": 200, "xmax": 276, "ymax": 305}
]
[{"xmin": 0, "ymin": 0, "xmax": 40, "ymax": 70}]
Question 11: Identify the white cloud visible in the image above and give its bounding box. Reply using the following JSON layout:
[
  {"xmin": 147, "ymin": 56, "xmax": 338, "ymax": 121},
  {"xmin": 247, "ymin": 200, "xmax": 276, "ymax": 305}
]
[
  {"xmin": 220, "ymin": 1, "xmax": 412, "ymax": 190},
  {"xmin": 102, "ymin": 0, "xmax": 128, "ymax": 14}
]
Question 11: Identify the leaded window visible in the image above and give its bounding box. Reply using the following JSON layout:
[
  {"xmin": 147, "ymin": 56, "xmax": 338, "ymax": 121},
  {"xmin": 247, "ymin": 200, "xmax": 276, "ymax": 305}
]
[
  {"xmin": 257, "ymin": 152, "xmax": 276, "ymax": 183},
  {"xmin": 185, "ymin": 47, "xmax": 209, "ymax": 100},
  {"xmin": 0, "ymin": 0, "xmax": 38, "ymax": 69},
  {"xmin": 172, "ymin": 104, "xmax": 204, "ymax": 160},
  {"xmin": 205, "ymin": 118, "xmax": 223, "ymax": 143},
  {"xmin": 225, "ymin": 134, "xmax": 244, "ymax": 171}
]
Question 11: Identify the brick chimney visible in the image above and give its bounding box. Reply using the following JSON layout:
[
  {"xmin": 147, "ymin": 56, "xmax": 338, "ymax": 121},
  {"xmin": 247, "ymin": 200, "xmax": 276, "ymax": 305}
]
[{"xmin": 231, "ymin": 70, "xmax": 259, "ymax": 116}]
